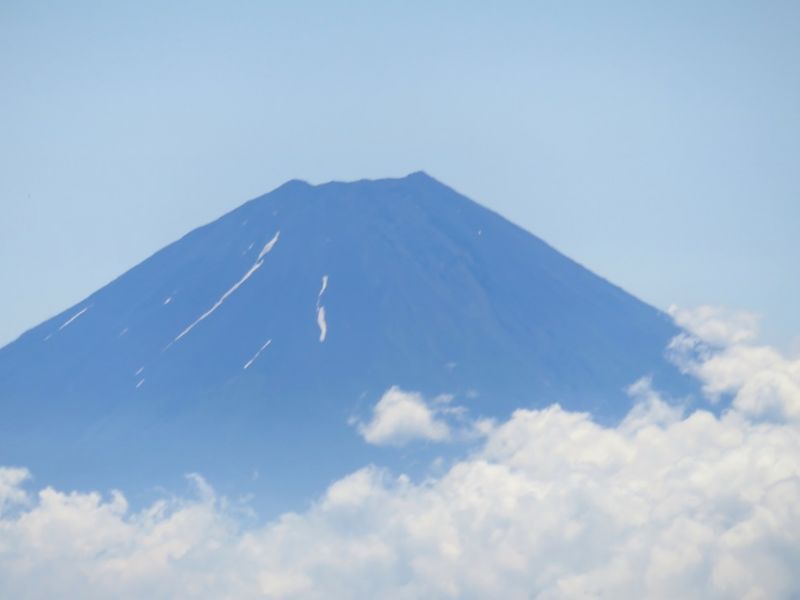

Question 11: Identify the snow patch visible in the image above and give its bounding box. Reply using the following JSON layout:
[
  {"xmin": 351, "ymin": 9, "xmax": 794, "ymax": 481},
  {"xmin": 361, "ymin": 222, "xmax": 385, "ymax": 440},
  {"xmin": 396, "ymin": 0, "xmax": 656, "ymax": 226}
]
[
  {"xmin": 172, "ymin": 262, "xmax": 263, "ymax": 344},
  {"xmin": 316, "ymin": 275, "xmax": 329, "ymax": 343},
  {"xmin": 119, "ymin": 327, "xmax": 129, "ymax": 337},
  {"xmin": 243, "ymin": 339, "xmax": 272, "ymax": 370},
  {"xmin": 318, "ymin": 275, "xmax": 328, "ymax": 299},
  {"xmin": 135, "ymin": 379, "xmax": 144, "ymax": 389},
  {"xmin": 163, "ymin": 296, "xmax": 172, "ymax": 305},
  {"xmin": 59, "ymin": 306, "xmax": 89, "ymax": 331},
  {"xmin": 135, "ymin": 367, "xmax": 144, "ymax": 376},
  {"xmin": 317, "ymin": 307, "xmax": 328, "ymax": 343},
  {"xmin": 171, "ymin": 231, "xmax": 279, "ymax": 346},
  {"xmin": 257, "ymin": 231, "xmax": 280, "ymax": 261}
]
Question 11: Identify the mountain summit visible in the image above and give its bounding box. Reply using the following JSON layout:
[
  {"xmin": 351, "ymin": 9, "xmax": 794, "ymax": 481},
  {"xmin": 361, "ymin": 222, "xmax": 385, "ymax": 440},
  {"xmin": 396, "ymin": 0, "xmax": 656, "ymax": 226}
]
[{"xmin": 0, "ymin": 173, "xmax": 692, "ymax": 503}]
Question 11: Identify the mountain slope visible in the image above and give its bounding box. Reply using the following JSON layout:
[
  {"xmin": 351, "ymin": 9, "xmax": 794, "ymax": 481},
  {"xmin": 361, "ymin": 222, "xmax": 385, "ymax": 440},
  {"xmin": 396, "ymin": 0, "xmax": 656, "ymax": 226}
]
[{"xmin": 0, "ymin": 172, "xmax": 693, "ymax": 505}]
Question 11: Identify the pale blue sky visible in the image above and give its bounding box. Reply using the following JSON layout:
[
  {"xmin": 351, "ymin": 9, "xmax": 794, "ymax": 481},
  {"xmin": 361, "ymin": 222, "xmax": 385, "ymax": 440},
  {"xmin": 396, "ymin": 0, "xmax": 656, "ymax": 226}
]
[{"xmin": 1, "ymin": 1, "xmax": 798, "ymax": 349}]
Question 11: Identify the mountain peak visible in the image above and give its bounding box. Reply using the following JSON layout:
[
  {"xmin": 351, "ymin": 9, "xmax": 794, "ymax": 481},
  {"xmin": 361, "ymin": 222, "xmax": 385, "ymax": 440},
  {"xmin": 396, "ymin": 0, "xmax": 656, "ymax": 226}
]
[
  {"xmin": 404, "ymin": 169, "xmax": 436, "ymax": 181},
  {"xmin": 310, "ymin": 170, "xmax": 442, "ymax": 189},
  {"xmin": 0, "ymin": 173, "xmax": 693, "ymax": 504},
  {"xmin": 273, "ymin": 177, "xmax": 313, "ymax": 192}
]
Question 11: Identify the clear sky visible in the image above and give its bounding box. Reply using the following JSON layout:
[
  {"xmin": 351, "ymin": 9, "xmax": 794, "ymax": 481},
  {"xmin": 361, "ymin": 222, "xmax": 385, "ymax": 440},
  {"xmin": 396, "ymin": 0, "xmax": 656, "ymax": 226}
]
[{"xmin": 1, "ymin": 1, "xmax": 798, "ymax": 350}]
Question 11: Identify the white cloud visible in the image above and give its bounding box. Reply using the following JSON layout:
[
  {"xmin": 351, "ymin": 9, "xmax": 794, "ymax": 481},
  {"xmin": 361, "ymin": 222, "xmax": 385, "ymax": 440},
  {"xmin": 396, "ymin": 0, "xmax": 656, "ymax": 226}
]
[
  {"xmin": 669, "ymin": 304, "xmax": 760, "ymax": 347},
  {"xmin": 355, "ymin": 386, "xmax": 452, "ymax": 446},
  {"xmin": 0, "ymin": 467, "xmax": 30, "ymax": 514},
  {"xmin": 669, "ymin": 306, "xmax": 800, "ymax": 421},
  {"xmin": 0, "ymin": 308, "xmax": 798, "ymax": 599}
]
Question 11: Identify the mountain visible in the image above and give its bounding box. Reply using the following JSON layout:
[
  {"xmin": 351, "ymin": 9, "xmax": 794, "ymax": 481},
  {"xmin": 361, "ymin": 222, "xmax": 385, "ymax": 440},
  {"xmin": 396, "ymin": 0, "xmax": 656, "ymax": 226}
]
[{"xmin": 0, "ymin": 172, "xmax": 694, "ymax": 507}]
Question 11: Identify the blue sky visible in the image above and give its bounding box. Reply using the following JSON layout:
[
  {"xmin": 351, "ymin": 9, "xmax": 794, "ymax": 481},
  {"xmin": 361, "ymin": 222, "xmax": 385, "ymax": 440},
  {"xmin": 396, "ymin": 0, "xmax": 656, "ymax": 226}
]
[{"xmin": 1, "ymin": 0, "xmax": 798, "ymax": 349}]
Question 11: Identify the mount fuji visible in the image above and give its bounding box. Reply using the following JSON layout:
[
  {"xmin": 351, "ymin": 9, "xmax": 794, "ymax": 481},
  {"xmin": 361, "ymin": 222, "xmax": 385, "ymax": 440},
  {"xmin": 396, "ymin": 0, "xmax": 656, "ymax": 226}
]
[{"xmin": 0, "ymin": 172, "xmax": 694, "ymax": 507}]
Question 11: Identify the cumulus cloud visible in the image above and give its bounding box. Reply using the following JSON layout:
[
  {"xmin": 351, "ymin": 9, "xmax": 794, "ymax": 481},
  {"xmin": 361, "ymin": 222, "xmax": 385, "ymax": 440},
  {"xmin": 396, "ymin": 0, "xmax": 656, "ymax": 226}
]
[
  {"xmin": 353, "ymin": 387, "xmax": 492, "ymax": 446},
  {"xmin": 0, "ymin": 307, "xmax": 798, "ymax": 599},
  {"xmin": 354, "ymin": 386, "xmax": 453, "ymax": 445},
  {"xmin": 0, "ymin": 467, "xmax": 30, "ymax": 514},
  {"xmin": 669, "ymin": 305, "xmax": 800, "ymax": 421},
  {"xmin": 669, "ymin": 304, "xmax": 760, "ymax": 347}
]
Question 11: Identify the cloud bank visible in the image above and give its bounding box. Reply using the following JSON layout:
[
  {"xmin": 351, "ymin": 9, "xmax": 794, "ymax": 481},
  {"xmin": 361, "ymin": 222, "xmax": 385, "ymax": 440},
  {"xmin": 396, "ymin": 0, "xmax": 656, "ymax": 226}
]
[{"xmin": 0, "ymin": 307, "xmax": 798, "ymax": 599}]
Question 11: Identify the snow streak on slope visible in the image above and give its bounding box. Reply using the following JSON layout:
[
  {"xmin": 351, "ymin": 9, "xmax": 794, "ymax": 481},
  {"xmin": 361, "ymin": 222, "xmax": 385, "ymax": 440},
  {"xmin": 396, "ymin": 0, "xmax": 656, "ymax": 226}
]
[
  {"xmin": 257, "ymin": 231, "xmax": 280, "ymax": 261},
  {"xmin": 316, "ymin": 275, "xmax": 329, "ymax": 343},
  {"xmin": 58, "ymin": 306, "xmax": 89, "ymax": 331},
  {"xmin": 243, "ymin": 339, "xmax": 272, "ymax": 370},
  {"xmin": 171, "ymin": 232, "xmax": 280, "ymax": 345}
]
